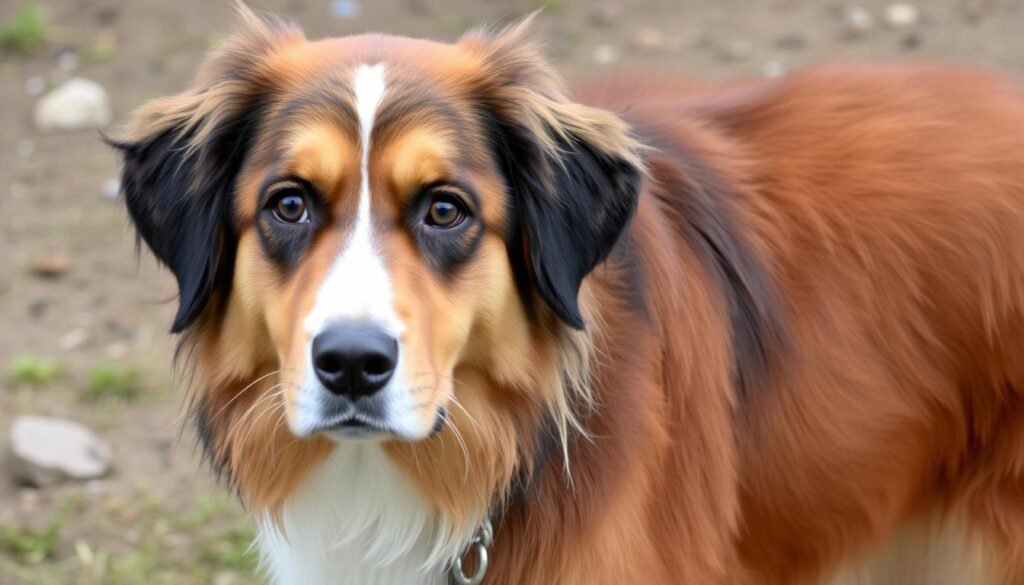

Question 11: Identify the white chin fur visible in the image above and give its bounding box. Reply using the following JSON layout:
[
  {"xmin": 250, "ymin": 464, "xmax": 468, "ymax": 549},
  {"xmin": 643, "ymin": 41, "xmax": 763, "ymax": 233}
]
[{"xmin": 256, "ymin": 443, "xmax": 476, "ymax": 585}]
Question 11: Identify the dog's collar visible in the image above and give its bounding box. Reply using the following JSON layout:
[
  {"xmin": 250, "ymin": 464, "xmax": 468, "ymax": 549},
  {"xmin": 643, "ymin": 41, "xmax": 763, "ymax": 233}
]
[{"xmin": 449, "ymin": 517, "xmax": 494, "ymax": 585}]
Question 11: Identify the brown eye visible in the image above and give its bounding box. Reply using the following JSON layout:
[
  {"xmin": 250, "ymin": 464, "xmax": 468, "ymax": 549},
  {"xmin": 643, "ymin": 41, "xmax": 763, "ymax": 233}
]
[
  {"xmin": 426, "ymin": 194, "xmax": 467, "ymax": 229},
  {"xmin": 270, "ymin": 188, "xmax": 309, "ymax": 224}
]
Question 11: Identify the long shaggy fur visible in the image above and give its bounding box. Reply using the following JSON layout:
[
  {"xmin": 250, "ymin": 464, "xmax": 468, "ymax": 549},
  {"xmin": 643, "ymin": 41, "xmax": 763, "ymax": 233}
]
[{"xmin": 115, "ymin": 7, "xmax": 1024, "ymax": 585}]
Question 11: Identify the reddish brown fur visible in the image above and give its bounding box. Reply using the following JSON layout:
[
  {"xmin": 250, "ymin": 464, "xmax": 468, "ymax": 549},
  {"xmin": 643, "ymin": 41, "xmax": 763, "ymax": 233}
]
[
  {"xmin": 118, "ymin": 9, "xmax": 1024, "ymax": 584},
  {"xmin": 540, "ymin": 66, "xmax": 1024, "ymax": 584}
]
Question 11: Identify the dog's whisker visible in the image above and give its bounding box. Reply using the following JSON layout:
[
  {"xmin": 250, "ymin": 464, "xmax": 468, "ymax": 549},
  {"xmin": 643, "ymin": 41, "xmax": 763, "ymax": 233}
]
[
  {"xmin": 241, "ymin": 398, "xmax": 288, "ymax": 451},
  {"xmin": 438, "ymin": 391, "xmax": 482, "ymax": 434},
  {"xmin": 234, "ymin": 386, "xmax": 289, "ymax": 442},
  {"xmin": 268, "ymin": 405, "xmax": 294, "ymax": 467},
  {"xmin": 211, "ymin": 369, "xmax": 283, "ymax": 421},
  {"xmin": 445, "ymin": 418, "xmax": 472, "ymax": 482}
]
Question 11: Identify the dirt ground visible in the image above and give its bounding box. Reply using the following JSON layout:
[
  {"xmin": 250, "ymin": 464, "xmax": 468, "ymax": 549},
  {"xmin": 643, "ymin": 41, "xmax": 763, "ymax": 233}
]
[{"xmin": 1, "ymin": 0, "xmax": 1023, "ymax": 583}]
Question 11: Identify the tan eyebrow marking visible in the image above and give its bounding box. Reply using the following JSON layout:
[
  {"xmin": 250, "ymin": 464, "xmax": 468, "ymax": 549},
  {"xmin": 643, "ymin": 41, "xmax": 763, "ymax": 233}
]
[
  {"xmin": 283, "ymin": 123, "xmax": 357, "ymax": 198},
  {"xmin": 381, "ymin": 126, "xmax": 458, "ymax": 198}
]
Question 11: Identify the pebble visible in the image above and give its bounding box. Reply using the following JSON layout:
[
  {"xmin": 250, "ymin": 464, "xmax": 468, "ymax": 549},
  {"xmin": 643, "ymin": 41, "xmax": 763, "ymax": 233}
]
[
  {"xmin": 105, "ymin": 342, "xmax": 127, "ymax": 359},
  {"xmin": 404, "ymin": 0, "xmax": 433, "ymax": 17},
  {"xmin": 840, "ymin": 5, "xmax": 875, "ymax": 38},
  {"xmin": 33, "ymin": 77, "xmax": 113, "ymax": 132},
  {"xmin": 75, "ymin": 541, "xmax": 95, "ymax": 566},
  {"xmin": 101, "ymin": 178, "xmax": 120, "ymax": 201},
  {"xmin": 59, "ymin": 328, "xmax": 91, "ymax": 351},
  {"xmin": 883, "ymin": 3, "xmax": 920, "ymax": 28},
  {"xmin": 679, "ymin": 29, "xmax": 709, "ymax": 50},
  {"xmin": 56, "ymin": 51, "xmax": 79, "ymax": 72},
  {"xmin": 31, "ymin": 252, "xmax": 72, "ymax": 278},
  {"xmin": 115, "ymin": 325, "xmax": 138, "ymax": 341},
  {"xmin": 716, "ymin": 39, "xmax": 754, "ymax": 62},
  {"xmin": 902, "ymin": 32, "xmax": 922, "ymax": 50},
  {"xmin": 762, "ymin": 61, "xmax": 786, "ymax": 78},
  {"xmin": 24, "ymin": 76, "xmax": 45, "ymax": 96},
  {"xmin": 960, "ymin": 0, "xmax": 987, "ymax": 23},
  {"xmin": 8, "ymin": 416, "xmax": 113, "ymax": 487},
  {"xmin": 632, "ymin": 27, "xmax": 668, "ymax": 53},
  {"xmin": 29, "ymin": 296, "xmax": 49, "ymax": 319},
  {"xmin": 589, "ymin": 3, "xmax": 623, "ymax": 28},
  {"xmin": 148, "ymin": 435, "xmax": 173, "ymax": 452},
  {"xmin": 329, "ymin": 0, "xmax": 360, "ymax": 18},
  {"xmin": 774, "ymin": 33, "xmax": 806, "ymax": 51},
  {"xmin": 591, "ymin": 44, "xmax": 620, "ymax": 65},
  {"xmin": 94, "ymin": 3, "xmax": 120, "ymax": 25}
]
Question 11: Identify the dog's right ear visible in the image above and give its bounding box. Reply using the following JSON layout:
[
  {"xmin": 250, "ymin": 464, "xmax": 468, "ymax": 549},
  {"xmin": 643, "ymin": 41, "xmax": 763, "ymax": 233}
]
[
  {"xmin": 109, "ymin": 8, "xmax": 302, "ymax": 333},
  {"xmin": 460, "ymin": 18, "xmax": 645, "ymax": 330}
]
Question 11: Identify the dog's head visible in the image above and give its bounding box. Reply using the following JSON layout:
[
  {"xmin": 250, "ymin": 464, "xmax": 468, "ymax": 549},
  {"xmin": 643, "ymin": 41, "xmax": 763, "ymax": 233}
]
[{"xmin": 114, "ymin": 8, "xmax": 642, "ymax": 514}]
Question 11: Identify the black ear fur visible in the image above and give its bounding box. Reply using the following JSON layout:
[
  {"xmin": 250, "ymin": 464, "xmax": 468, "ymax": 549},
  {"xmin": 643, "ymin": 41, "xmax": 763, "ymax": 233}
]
[
  {"xmin": 489, "ymin": 118, "xmax": 642, "ymax": 329},
  {"xmin": 110, "ymin": 112, "xmax": 258, "ymax": 333},
  {"xmin": 107, "ymin": 6, "xmax": 295, "ymax": 334}
]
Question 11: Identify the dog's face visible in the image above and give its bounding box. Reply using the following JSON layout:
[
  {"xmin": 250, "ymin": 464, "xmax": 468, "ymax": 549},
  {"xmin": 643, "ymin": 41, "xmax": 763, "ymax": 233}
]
[{"xmin": 115, "ymin": 11, "xmax": 641, "ymax": 509}]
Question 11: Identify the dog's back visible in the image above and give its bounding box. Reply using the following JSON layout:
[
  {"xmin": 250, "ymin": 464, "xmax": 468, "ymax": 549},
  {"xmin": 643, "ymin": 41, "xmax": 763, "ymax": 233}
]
[{"xmin": 588, "ymin": 64, "xmax": 1024, "ymax": 583}]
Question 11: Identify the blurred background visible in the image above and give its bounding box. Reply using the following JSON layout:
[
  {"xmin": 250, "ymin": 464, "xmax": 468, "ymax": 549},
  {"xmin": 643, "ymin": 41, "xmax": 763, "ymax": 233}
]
[{"xmin": 1, "ymin": 0, "xmax": 1022, "ymax": 583}]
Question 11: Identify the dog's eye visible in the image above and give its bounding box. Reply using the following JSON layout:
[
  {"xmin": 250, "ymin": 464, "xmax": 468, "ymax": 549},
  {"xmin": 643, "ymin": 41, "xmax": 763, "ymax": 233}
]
[
  {"xmin": 425, "ymin": 193, "xmax": 467, "ymax": 229},
  {"xmin": 269, "ymin": 186, "xmax": 310, "ymax": 224}
]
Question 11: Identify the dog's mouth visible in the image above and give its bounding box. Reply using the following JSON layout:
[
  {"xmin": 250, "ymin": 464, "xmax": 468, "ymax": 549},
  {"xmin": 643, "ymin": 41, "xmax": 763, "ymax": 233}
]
[
  {"xmin": 309, "ymin": 405, "xmax": 448, "ymax": 441},
  {"xmin": 320, "ymin": 411, "xmax": 392, "ymax": 439}
]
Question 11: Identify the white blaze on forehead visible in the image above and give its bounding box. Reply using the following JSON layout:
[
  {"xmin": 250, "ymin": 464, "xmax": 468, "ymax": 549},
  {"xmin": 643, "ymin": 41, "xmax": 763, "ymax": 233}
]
[{"xmin": 303, "ymin": 64, "xmax": 403, "ymax": 337}]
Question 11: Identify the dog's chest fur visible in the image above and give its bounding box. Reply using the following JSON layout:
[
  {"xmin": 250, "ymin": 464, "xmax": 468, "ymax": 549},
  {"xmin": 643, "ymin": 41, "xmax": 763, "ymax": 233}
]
[{"xmin": 257, "ymin": 444, "xmax": 469, "ymax": 585}]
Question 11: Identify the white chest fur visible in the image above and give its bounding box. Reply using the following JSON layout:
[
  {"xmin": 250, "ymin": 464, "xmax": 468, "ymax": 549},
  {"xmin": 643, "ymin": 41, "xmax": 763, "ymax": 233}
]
[{"xmin": 257, "ymin": 444, "xmax": 469, "ymax": 585}]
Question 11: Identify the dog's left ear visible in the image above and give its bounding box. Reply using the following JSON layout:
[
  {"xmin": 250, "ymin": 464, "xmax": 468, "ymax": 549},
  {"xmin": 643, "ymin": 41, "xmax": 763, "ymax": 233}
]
[
  {"xmin": 109, "ymin": 8, "xmax": 302, "ymax": 333},
  {"xmin": 462, "ymin": 19, "xmax": 645, "ymax": 329}
]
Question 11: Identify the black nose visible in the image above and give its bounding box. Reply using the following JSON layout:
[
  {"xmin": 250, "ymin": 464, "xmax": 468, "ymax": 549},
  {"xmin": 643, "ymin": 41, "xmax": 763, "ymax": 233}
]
[{"xmin": 311, "ymin": 325, "xmax": 398, "ymax": 398}]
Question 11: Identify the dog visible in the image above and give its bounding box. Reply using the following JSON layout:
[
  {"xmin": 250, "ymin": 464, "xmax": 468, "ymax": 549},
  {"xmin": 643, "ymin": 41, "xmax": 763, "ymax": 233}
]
[{"xmin": 111, "ymin": 6, "xmax": 1024, "ymax": 585}]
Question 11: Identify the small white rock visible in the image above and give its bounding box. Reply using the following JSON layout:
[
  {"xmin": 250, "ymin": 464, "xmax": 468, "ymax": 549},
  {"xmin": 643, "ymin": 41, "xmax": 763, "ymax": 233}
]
[
  {"xmin": 591, "ymin": 44, "xmax": 620, "ymax": 65},
  {"xmin": 105, "ymin": 342, "xmax": 127, "ymax": 359},
  {"xmin": 762, "ymin": 61, "xmax": 786, "ymax": 78},
  {"xmin": 633, "ymin": 27, "xmax": 667, "ymax": 53},
  {"xmin": 59, "ymin": 328, "xmax": 91, "ymax": 351},
  {"xmin": 24, "ymin": 76, "xmax": 46, "ymax": 96},
  {"xmin": 841, "ymin": 5, "xmax": 875, "ymax": 37},
  {"xmin": 884, "ymin": 3, "xmax": 920, "ymax": 28},
  {"xmin": 33, "ymin": 77, "xmax": 113, "ymax": 132},
  {"xmin": 8, "ymin": 416, "xmax": 113, "ymax": 487},
  {"xmin": 56, "ymin": 51, "xmax": 79, "ymax": 72},
  {"xmin": 101, "ymin": 178, "xmax": 120, "ymax": 201}
]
